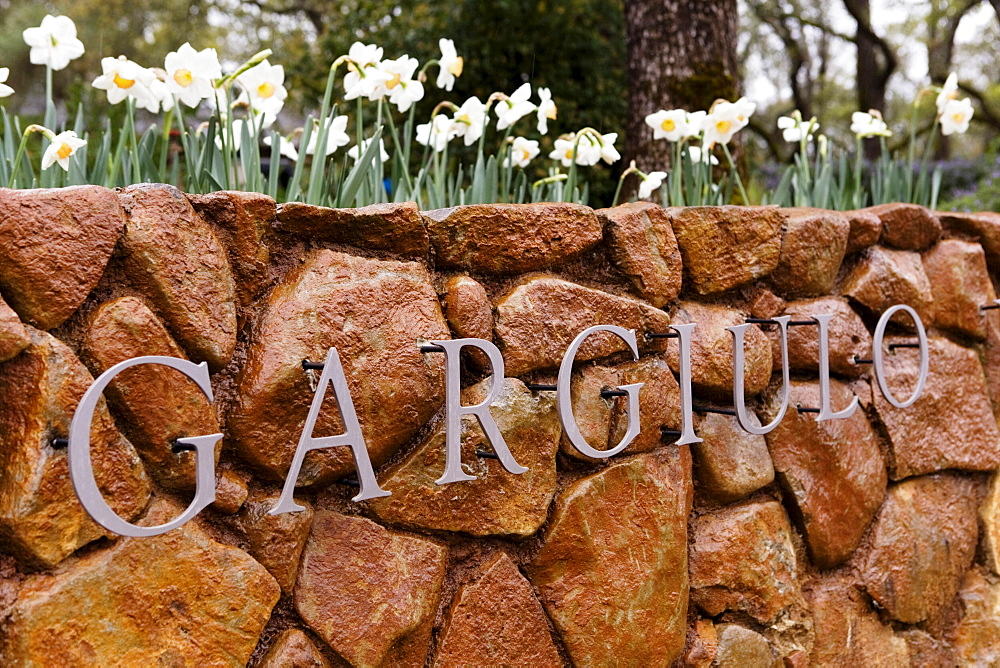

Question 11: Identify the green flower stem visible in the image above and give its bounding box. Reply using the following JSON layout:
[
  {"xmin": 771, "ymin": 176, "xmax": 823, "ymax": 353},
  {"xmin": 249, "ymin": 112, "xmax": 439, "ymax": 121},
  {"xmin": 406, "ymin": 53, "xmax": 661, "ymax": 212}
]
[
  {"xmin": 7, "ymin": 124, "xmax": 51, "ymax": 187},
  {"xmin": 612, "ymin": 163, "xmax": 642, "ymax": 207},
  {"xmin": 853, "ymin": 136, "xmax": 864, "ymax": 209},
  {"xmin": 217, "ymin": 49, "xmax": 273, "ymax": 89},
  {"xmin": 722, "ymin": 143, "xmax": 749, "ymax": 205}
]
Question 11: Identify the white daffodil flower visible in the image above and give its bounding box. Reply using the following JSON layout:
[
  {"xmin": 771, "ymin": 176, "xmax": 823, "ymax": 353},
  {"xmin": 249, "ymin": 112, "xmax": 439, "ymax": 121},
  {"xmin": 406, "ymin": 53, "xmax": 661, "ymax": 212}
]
[
  {"xmin": 164, "ymin": 43, "xmax": 221, "ymax": 109},
  {"xmin": 139, "ymin": 77, "xmax": 174, "ymax": 114},
  {"xmin": 495, "ymin": 83, "xmax": 537, "ymax": 130},
  {"xmin": 850, "ymin": 111, "xmax": 892, "ymax": 138},
  {"xmin": 638, "ymin": 171, "xmax": 667, "ymax": 199},
  {"xmin": 23, "ymin": 15, "xmax": 85, "ymax": 71},
  {"xmin": 936, "ymin": 73, "xmax": 959, "ymax": 116},
  {"xmin": 536, "ymin": 87, "xmax": 557, "ymax": 135},
  {"xmin": 263, "ymin": 134, "xmax": 299, "ymax": 161},
  {"xmin": 41, "ymin": 130, "xmax": 86, "ymax": 171},
  {"xmin": 417, "ymin": 113, "xmax": 456, "ymax": 152},
  {"xmin": 504, "ymin": 137, "xmax": 540, "ymax": 168},
  {"xmin": 598, "ymin": 132, "xmax": 620, "ymax": 164},
  {"xmin": 684, "ymin": 111, "xmax": 707, "ymax": 139},
  {"xmin": 305, "ymin": 115, "xmax": 350, "ymax": 156},
  {"xmin": 0, "ymin": 68, "xmax": 13, "ymax": 98},
  {"xmin": 236, "ymin": 59, "xmax": 287, "ymax": 123},
  {"xmin": 347, "ymin": 137, "xmax": 390, "ymax": 163},
  {"xmin": 436, "ymin": 38, "xmax": 464, "ymax": 91},
  {"xmin": 92, "ymin": 56, "xmax": 156, "ymax": 108},
  {"xmin": 549, "ymin": 133, "xmax": 600, "ymax": 167},
  {"xmin": 645, "ymin": 109, "xmax": 689, "ymax": 142},
  {"xmin": 777, "ymin": 112, "xmax": 818, "ymax": 143},
  {"xmin": 215, "ymin": 118, "xmax": 259, "ymax": 151},
  {"xmin": 702, "ymin": 98, "xmax": 755, "ymax": 146},
  {"xmin": 940, "ymin": 97, "xmax": 974, "ymax": 136},
  {"xmin": 687, "ymin": 146, "xmax": 719, "ymax": 165},
  {"xmin": 377, "ymin": 55, "xmax": 425, "ymax": 112},
  {"xmin": 344, "ymin": 42, "xmax": 392, "ymax": 101},
  {"xmin": 451, "ymin": 96, "xmax": 489, "ymax": 146}
]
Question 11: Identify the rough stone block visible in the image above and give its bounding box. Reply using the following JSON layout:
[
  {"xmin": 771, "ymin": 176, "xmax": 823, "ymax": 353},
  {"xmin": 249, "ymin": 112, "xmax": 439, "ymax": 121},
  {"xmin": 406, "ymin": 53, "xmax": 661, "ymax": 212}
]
[
  {"xmin": 259, "ymin": 629, "xmax": 330, "ymax": 668},
  {"xmin": 948, "ymin": 568, "xmax": 1000, "ymax": 665},
  {"xmin": 940, "ymin": 210, "xmax": 1000, "ymax": 269},
  {"xmin": 807, "ymin": 576, "xmax": 909, "ymax": 666},
  {"xmin": 692, "ymin": 412, "xmax": 774, "ymax": 504},
  {"xmin": 769, "ymin": 207, "xmax": 850, "ymax": 298},
  {"xmin": 599, "ymin": 201, "xmax": 683, "ymax": 307},
  {"xmin": 840, "ymin": 247, "xmax": 933, "ymax": 323},
  {"xmin": 843, "ymin": 209, "xmax": 883, "ymax": 255},
  {"xmin": 777, "ymin": 297, "xmax": 871, "ymax": 379},
  {"xmin": 866, "ymin": 203, "xmax": 942, "ymax": 250},
  {"xmin": 238, "ymin": 491, "xmax": 314, "ymax": 595},
  {"xmin": 0, "ymin": 295, "xmax": 29, "ymax": 363},
  {"xmin": 922, "ymin": 238, "xmax": 994, "ymax": 340},
  {"xmin": 277, "ymin": 201, "xmax": 429, "ymax": 259}
]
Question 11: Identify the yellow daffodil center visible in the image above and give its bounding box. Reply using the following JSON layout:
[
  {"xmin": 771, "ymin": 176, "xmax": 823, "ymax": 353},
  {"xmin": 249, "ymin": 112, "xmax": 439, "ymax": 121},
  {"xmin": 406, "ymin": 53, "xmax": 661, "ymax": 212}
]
[
  {"xmin": 661, "ymin": 118, "xmax": 676, "ymax": 133},
  {"xmin": 173, "ymin": 68, "xmax": 194, "ymax": 87},
  {"xmin": 518, "ymin": 149, "xmax": 529, "ymax": 161},
  {"xmin": 56, "ymin": 143, "xmax": 73, "ymax": 160},
  {"xmin": 449, "ymin": 57, "xmax": 464, "ymax": 77},
  {"xmin": 715, "ymin": 120, "xmax": 732, "ymax": 134},
  {"xmin": 546, "ymin": 106, "xmax": 557, "ymax": 120},
  {"xmin": 953, "ymin": 112, "xmax": 965, "ymax": 123},
  {"xmin": 257, "ymin": 82, "xmax": 275, "ymax": 98},
  {"xmin": 456, "ymin": 113, "xmax": 471, "ymax": 124},
  {"xmin": 386, "ymin": 73, "xmax": 402, "ymax": 90},
  {"xmin": 113, "ymin": 73, "xmax": 136, "ymax": 89}
]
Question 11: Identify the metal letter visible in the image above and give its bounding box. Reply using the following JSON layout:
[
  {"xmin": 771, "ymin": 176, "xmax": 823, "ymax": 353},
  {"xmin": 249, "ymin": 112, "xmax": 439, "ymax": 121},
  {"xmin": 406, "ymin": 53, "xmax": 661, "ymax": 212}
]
[
  {"xmin": 557, "ymin": 325, "xmax": 644, "ymax": 458},
  {"xmin": 68, "ymin": 356, "xmax": 221, "ymax": 537},
  {"xmin": 670, "ymin": 323, "xmax": 702, "ymax": 445},
  {"xmin": 872, "ymin": 305, "xmax": 929, "ymax": 408},
  {"xmin": 270, "ymin": 347, "xmax": 389, "ymax": 513},
  {"xmin": 433, "ymin": 338, "xmax": 527, "ymax": 484},
  {"xmin": 728, "ymin": 316, "xmax": 791, "ymax": 435},
  {"xmin": 812, "ymin": 313, "xmax": 859, "ymax": 421}
]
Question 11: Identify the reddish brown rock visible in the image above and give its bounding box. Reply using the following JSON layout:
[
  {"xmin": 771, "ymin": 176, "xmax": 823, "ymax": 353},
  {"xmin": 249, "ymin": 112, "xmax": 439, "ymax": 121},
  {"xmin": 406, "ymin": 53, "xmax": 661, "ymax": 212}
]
[
  {"xmin": 0, "ymin": 186, "xmax": 123, "ymax": 329},
  {"xmin": 559, "ymin": 364, "xmax": 619, "ymax": 459},
  {"xmin": 857, "ymin": 473, "xmax": 980, "ymax": 624},
  {"xmin": 807, "ymin": 576, "xmax": 909, "ymax": 666},
  {"xmin": 528, "ymin": 449, "xmax": 692, "ymax": 665},
  {"xmin": 866, "ymin": 203, "xmax": 942, "ymax": 250},
  {"xmin": 692, "ymin": 412, "xmax": 774, "ymax": 503},
  {"xmin": 949, "ymin": 569, "xmax": 1000, "ymax": 665},
  {"xmin": 843, "ymin": 209, "xmax": 883, "ymax": 255},
  {"xmin": 668, "ymin": 206, "xmax": 783, "ymax": 295},
  {"xmin": 494, "ymin": 276, "xmax": 671, "ymax": 376},
  {"xmin": 983, "ymin": 317, "xmax": 1000, "ymax": 420},
  {"xmin": 423, "ymin": 202, "xmax": 602, "ymax": 274},
  {"xmin": 238, "ymin": 491, "xmax": 314, "ymax": 594},
  {"xmin": 872, "ymin": 336, "xmax": 1000, "ymax": 478},
  {"xmin": 778, "ymin": 297, "xmax": 871, "ymax": 379},
  {"xmin": 260, "ymin": 629, "xmax": 331, "ymax": 668},
  {"xmin": 664, "ymin": 301, "xmax": 772, "ymax": 399},
  {"xmin": 433, "ymin": 552, "xmax": 562, "ymax": 668},
  {"xmin": 369, "ymin": 377, "xmax": 560, "ymax": 537},
  {"xmin": 689, "ymin": 499, "xmax": 802, "ymax": 623},
  {"xmin": 0, "ymin": 500, "xmax": 279, "ymax": 665},
  {"xmin": 277, "ymin": 201, "xmax": 429, "ymax": 259},
  {"xmin": 682, "ymin": 619, "xmax": 718, "ymax": 667},
  {"xmin": 763, "ymin": 380, "xmax": 886, "ymax": 568},
  {"xmin": 922, "ymin": 239, "xmax": 994, "ymax": 340},
  {"xmin": 294, "ymin": 511, "xmax": 446, "ymax": 667},
  {"xmin": 900, "ymin": 629, "xmax": 954, "ymax": 667},
  {"xmin": 210, "ymin": 468, "xmax": 248, "ymax": 515},
  {"xmin": 714, "ymin": 624, "xmax": 774, "ymax": 667},
  {"xmin": 228, "ymin": 250, "xmax": 448, "ymax": 486},
  {"xmin": 746, "ymin": 286, "xmax": 786, "ymax": 319},
  {"xmin": 770, "ymin": 208, "xmax": 850, "ymax": 298},
  {"xmin": 189, "ymin": 190, "xmax": 275, "ymax": 306},
  {"xmin": 840, "ymin": 247, "xmax": 934, "ymax": 323},
  {"xmin": 599, "ymin": 201, "xmax": 683, "ymax": 307},
  {"xmin": 443, "ymin": 275, "xmax": 493, "ymax": 340},
  {"xmin": 982, "ymin": 472, "xmax": 1000, "ymax": 575},
  {"xmin": 0, "ymin": 328, "xmax": 150, "ymax": 568},
  {"xmin": 0, "ymin": 295, "xmax": 29, "ymax": 363},
  {"xmin": 940, "ymin": 210, "xmax": 1000, "ymax": 269},
  {"xmin": 118, "ymin": 184, "xmax": 237, "ymax": 370},
  {"xmin": 610, "ymin": 356, "xmax": 681, "ymax": 454},
  {"xmin": 81, "ymin": 296, "xmax": 220, "ymax": 492}
]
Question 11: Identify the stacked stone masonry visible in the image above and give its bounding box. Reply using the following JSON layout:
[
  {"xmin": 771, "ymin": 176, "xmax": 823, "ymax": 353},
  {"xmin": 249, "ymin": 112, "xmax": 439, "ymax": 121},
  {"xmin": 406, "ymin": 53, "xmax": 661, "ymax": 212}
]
[{"xmin": 0, "ymin": 183, "xmax": 998, "ymax": 665}]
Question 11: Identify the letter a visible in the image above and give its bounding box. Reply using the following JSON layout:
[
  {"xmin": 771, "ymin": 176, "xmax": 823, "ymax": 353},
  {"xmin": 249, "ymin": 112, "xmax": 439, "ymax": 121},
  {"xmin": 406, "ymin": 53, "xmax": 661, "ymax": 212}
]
[{"xmin": 270, "ymin": 347, "xmax": 389, "ymax": 514}]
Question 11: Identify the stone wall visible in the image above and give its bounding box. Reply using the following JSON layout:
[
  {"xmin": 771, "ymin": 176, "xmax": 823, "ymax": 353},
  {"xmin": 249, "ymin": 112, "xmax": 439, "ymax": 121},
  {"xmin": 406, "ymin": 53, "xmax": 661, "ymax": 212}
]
[{"xmin": 0, "ymin": 184, "xmax": 998, "ymax": 666}]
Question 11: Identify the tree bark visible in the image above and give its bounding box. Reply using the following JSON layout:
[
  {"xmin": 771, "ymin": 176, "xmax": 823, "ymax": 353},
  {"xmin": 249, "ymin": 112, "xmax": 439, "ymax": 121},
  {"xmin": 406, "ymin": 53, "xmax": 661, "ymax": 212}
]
[
  {"xmin": 843, "ymin": 0, "xmax": 897, "ymax": 158},
  {"xmin": 623, "ymin": 0, "xmax": 740, "ymax": 174}
]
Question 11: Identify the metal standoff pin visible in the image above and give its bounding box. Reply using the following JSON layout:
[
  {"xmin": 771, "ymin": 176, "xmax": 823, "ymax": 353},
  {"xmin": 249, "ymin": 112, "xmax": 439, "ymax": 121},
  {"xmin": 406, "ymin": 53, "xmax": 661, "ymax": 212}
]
[
  {"xmin": 980, "ymin": 303, "xmax": 1000, "ymax": 311},
  {"xmin": 419, "ymin": 344, "xmax": 446, "ymax": 353},
  {"xmin": 475, "ymin": 449, "xmax": 500, "ymax": 460},
  {"xmin": 693, "ymin": 405, "xmax": 737, "ymax": 416},
  {"xmin": 645, "ymin": 331, "xmax": 680, "ymax": 339},
  {"xmin": 853, "ymin": 355, "xmax": 873, "ymax": 365},
  {"xmin": 600, "ymin": 388, "xmax": 629, "ymax": 399},
  {"xmin": 796, "ymin": 404, "xmax": 821, "ymax": 414},
  {"xmin": 888, "ymin": 342, "xmax": 921, "ymax": 351},
  {"xmin": 745, "ymin": 317, "xmax": 817, "ymax": 327},
  {"xmin": 301, "ymin": 359, "xmax": 326, "ymax": 370},
  {"xmin": 52, "ymin": 437, "xmax": 69, "ymax": 449},
  {"xmin": 660, "ymin": 428, "xmax": 683, "ymax": 440},
  {"xmin": 525, "ymin": 384, "xmax": 558, "ymax": 392},
  {"xmin": 170, "ymin": 438, "xmax": 197, "ymax": 454},
  {"xmin": 337, "ymin": 477, "xmax": 360, "ymax": 488}
]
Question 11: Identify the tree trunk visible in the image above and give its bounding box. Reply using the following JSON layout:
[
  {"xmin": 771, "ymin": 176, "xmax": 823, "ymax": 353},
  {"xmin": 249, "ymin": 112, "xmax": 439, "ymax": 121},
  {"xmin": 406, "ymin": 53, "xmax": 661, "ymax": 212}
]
[
  {"xmin": 622, "ymin": 0, "xmax": 740, "ymax": 175},
  {"xmin": 843, "ymin": 0, "xmax": 897, "ymax": 159}
]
